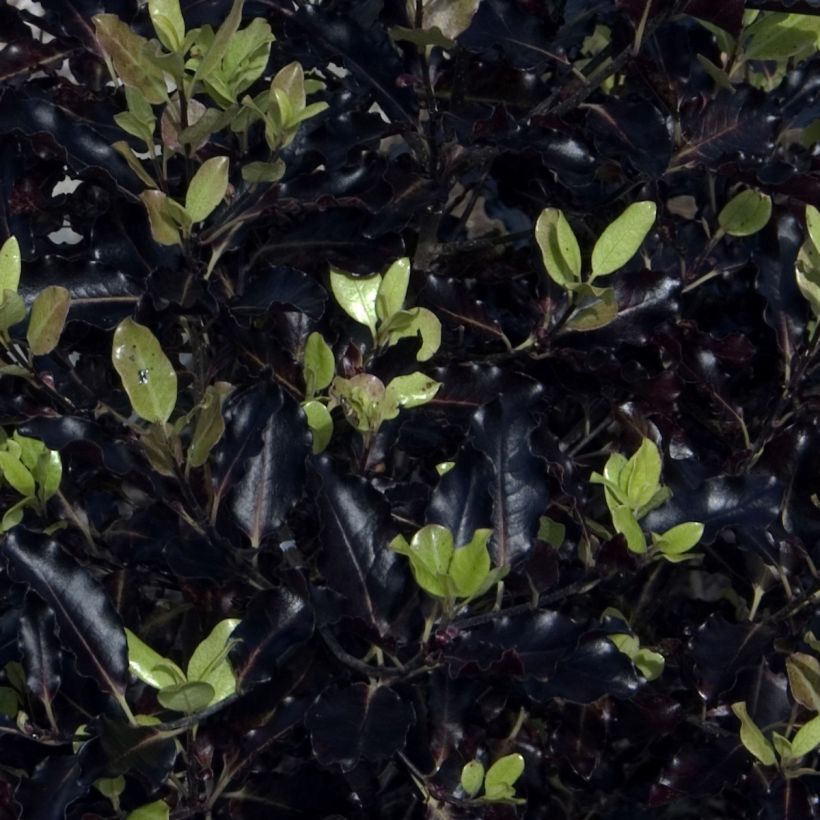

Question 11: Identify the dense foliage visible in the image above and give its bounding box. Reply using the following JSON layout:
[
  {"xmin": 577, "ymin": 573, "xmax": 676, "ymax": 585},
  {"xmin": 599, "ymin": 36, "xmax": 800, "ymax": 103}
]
[{"xmin": 1, "ymin": 0, "xmax": 819, "ymax": 817}]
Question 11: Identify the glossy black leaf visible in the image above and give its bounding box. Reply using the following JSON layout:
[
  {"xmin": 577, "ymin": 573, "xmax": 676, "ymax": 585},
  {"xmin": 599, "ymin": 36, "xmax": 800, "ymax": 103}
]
[
  {"xmin": 231, "ymin": 266, "xmax": 327, "ymax": 322},
  {"xmin": 230, "ymin": 585, "xmax": 315, "ymax": 690},
  {"xmin": 37, "ymin": 0, "xmax": 138, "ymax": 54},
  {"xmin": 98, "ymin": 717, "xmax": 178, "ymax": 788},
  {"xmin": 306, "ymin": 682, "xmax": 415, "ymax": 772},
  {"xmin": 313, "ymin": 456, "xmax": 411, "ymax": 636},
  {"xmin": 4, "ymin": 529, "xmax": 128, "ymax": 697},
  {"xmin": 18, "ymin": 593, "xmax": 62, "ymax": 711},
  {"xmin": 229, "ymin": 385, "xmax": 310, "ymax": 546},
  {"xmin": 468, "ymin": 386, "xmax": 550, "ymax": 566}
]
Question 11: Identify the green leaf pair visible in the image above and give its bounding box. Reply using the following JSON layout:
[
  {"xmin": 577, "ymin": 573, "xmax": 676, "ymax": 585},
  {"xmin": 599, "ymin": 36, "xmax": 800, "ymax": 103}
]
[
  {"xmin": 125, "ymin": 619, "xmax": 240, "ymax": 714},
  {"xmin": 590, "ymin": 438, "xmax": 703, "ymax": 559},
  {"xmin": 732, "ymin": 701, "xmax": 820, "ymax": 771},
  {"xmin": 329, "ymin": 258, "xmax": 442, "ymax": 361},
  {"xmin": 0, "ymin": 430, "xmax": 62, "ymax": 532},
  {"xmin": 459, "ymin": 753, "xmax": 526, "ymax": 803},
  {"xmin": 604, "ymin": 609, "xmax": 665, "ymax": 680},
  {"xmin": 389, "ymin": 524, "xmax": 507, "ymax": 609}
]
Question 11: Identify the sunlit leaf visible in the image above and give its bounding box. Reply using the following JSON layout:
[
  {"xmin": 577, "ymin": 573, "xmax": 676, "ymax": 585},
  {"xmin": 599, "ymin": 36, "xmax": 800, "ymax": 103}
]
[
  {"xmin": 652, "ymin": 522, "xmax": 704, "ymax": 556},
  {"xmin": 0, "ymin": 449, "xmax": 35, "ymax": 498},
  {"xmin": 591, "ymin": 201, "xmax": 656, "ymax": 278},
  {"xmin": 148, "ymin": 0, "xmax": 185, "ymax": 51},
  {"xmin": 140, "ymin": 191, "xmax": 181, "ymax": 246},
  {"xmin": 124, "ymin": 628, "xmax": 185, "ymax": 689},
  {"xmin": 806, "ymin": 204, "xmax": 820, "ymax": 250},
  {"xmin": 194, "ymin": 0, "xmax": 245, "ymax": 82},
  {"xmin": 186, "ymin": 619, "xmax": 240, "ymax": 703},
  {"xmin": 611, "ymin": 504, "xmax": 646, "ymax": 554},
  {"xmin": 741, "ymin": 12, "xmax": 820, "ymax": 61},
  {"xmin": 0, "ymin": 290, "xmax": 25, "ymax": 332},
  {"xmin": 413, "ymin": 0, "xmax": 482, "ymax": 41},
  {"xmin": 303, "ymin": 332, "xmax": 335, "ymax": 398},
  {"xmin": 625, "ymin": 438, "xmax": 663, "ymax": 510},
  {"xmin": 791, "ymin": 714, "xmax": 820, "ymax": 758},
  {"xmin": 185, "ymin": 156, "xmax": 229, "ymax": 223},
  {"xmin": 383, "ymin": 372, "xmax": 441, "ymax": 420},
  {"xmin": 112, "ymin": 318, "xmax": 178, "ymax": 424},
  {"xmin": 461, "ymin": 759, "xmax": 485, "ymax": 798},
  {"xmin": 731, "ymin": 701, "xmax": 777, "ymax": 766},
  {"xmin": 157, "ymin": 680, "xmax": 215, "ymax": 713},
  {"xmin": 27, "ymin": 286, "xmax": 70, "ymax": 356},
  {"xmin": 376, "ymin": 257, "xmax": 410, "ymax": 322},
  {"xmin": 0, "ymin": 236, "xmax": 21, "ymax": 294},
  {"xmin": 718, "ymin": 189, "xmax": 772, "ymax": 237},
  {"xmin": 483, "ymin": 753, "xmax": 525, "ymax": 801},
  {"xmin": 329, "ymin": 267, "xmax": 381, "ymax": 337},
  {"xmin": 303, "ymin": 399, "xmax": 333, "ymax": 454},
  {"xmin": 449, "ymin": 528, "xmax": 492, "ymax": 598},
  {"xmin": 535, "ymin": 208, "xmax": 581, "ymax": 288},
  {"xmin": 382, "ymin": 307, "xmax": 442, "ymax": 361}
]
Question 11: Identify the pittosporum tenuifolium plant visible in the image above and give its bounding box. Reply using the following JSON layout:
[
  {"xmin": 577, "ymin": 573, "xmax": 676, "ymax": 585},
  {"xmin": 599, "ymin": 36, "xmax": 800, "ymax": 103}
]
[{"xmin": 4, "ymin": 0, "xmax": 820, "ymax": 817}]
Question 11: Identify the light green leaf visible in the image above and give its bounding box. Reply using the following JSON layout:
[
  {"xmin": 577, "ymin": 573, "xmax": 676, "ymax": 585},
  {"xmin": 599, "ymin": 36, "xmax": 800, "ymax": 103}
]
[
  {"xmin": 376, "ymin": 257, "xmax": 411, "ymax": 323},
  {"xmin": 413, "ymin": 0, "xmax": 482, "ymax": 41},
  {"xmin": 222, "ymin": 19, "xmax": 274, "ymax": 98},
  {"xmin": 435, "ymin": 461, "xmax": 455, "ymax": 476},
  {"xmin": 786, "ymin": 652, "xmax": 820, "ymax": 713},
  {"xmin": 95, "ymin": 775, "xmax": 126, "ymax": 804},
  {"xmin": 610, "ymin": 632, "xmax": 640, "ymax": 659},
  {"xmin": 741, "ymin": 12, "xmax": 820, "ymax": 61},
  {"xmin": 625, "ymin": 438, "xmax": 662, "ymax": 510},
  {"xmin": 0, "ymin": 450, "xmax": 35, "ymax": 498},
  {"xmin": 718, "ymin": 189, "xmax": 772, "ymax": 237},
  {"xmin": 194, "ymin": 0, "xmax": 244, "ymax": 82},
  {"xmin": 390, "ymin": 25, "xmax": 455, "ymax": 49},
  {"xmin": 388, "ymin": 533, "xmax": 412, "ymax": 556},
  {"xmin": 329, "ymin": 374, "xmax": 385, "ymax": 433},
  {"xmin": 534, "ymin": 208, "xmax": 581, "ymax": 288},
  {"xmin": 113, "ymin": 142, "xmax": 157, "ymax": 189},
  {"xmin": 34, "ymin": 449, "xmax": 62, "ymax": 502},
  {"xmin": 806, "ymin": 205, "xmax": 820, "ymax": 251},
  {"xmin": 13, "ymin": 432, "xmax": 45, "ymax": 471},
  {"xmin": 329, "ymin": 267, "xmax": 381, "ymax": 337},
  {"xmin": 791, "ymin": 714, "xmax": 820, "ymax": 758},
  {"xmin": 241, "ymin": 160, "xmax": 286, "ymax": 184},
  {"xmin": 731, "ymin": 701, "xmax": 777, "ymax": 766},
  {"xmin": 140, "ymin": 191, "xmax": 181, "ymax": 246},
  {"xmin": 112, "ymin": 318, "xmax": 178, "ymax": 423},
  {"xmin": 591, "ymin": 201, "xmax": 657, "ymax": 278},
  {"xmin": 653, "ymin": 522, "xmax": 704, "ymax": 556},
  {"xmin": 383, "ymin": 372, "xmax": 441, "ymax": 419},
  {"xmin": 126, "ymin": 799, "xmax": 170, "ymax": 820},
  {"xmin": 187, "ymin": 383, "xmax": 232, "ymax": 468},
  {"xmin": 410, "ymin": 524, "xmax": 454, "ymax": 579},
  {"xmin": 772, "ymin": 732, "xmax": 794, "ymax": 763},
  {"xmin": 0, "ymin": 236, "xmax": 21, "ymax": 294},
  {"xmin": 382, "ymin": 307, "xmax": 442, "ymax": 361},
  {"xmin": 483, "ymin": 753, "xmax": 525, "ymax": 802},
  {"xmin": 449, "ymin": 528, "xmax": 492, "ymax": 598},
  {"xmin": 460, "ymin": 760, "xmax": 485, "ymax": 798},
  {"xmin": 185, "ymin": 156, "xmax": 229, "ymax": 223},
  {"xmin": 272, "ymin": 61, "xmax": 306, "ymax": 114},
  {"xmin": 149, "ymin": 0, "xmax": 185, "ymax": 51},
  {"xmin": 537, "ymin": 515, "xmax": 566, "ymax": 548},
  {"xmin": 696, "ymin": 54, "xmax": 735, "ymax": 93},
  {"xmin": 92, "ymin": 15, "xmax": 167, "ymax": 104},
  {"xmin": 303, "ymin": 400, "xmax": 333, "ymax": 454},
  {"xmin": 124, "ymin": 628, "xmax": 185, "ymax": 689},
  {"xmin": 157, "ymin": 680, "xmax": 215, "ymax": 713},
  {"xmin": 0, "ymin": 290, "xmax": 25, "ymax": 332},
  {"xmin": 187, "ymin": 618, "xmax": 240, "ymax": 704},
  {"xmin": 1, "ymin": 498, "xmax": 30, "ymax": 532},
  {"xmin": 303, "ymin": 332, "xmax": 335, "ymax": 398},
  {"xmin": 27, "ymin": 286, "xmax": 70, "ymax": 356},
  {"xmin": 611, "ymin": 504, "xmax": 646, "ymax": 554},
  {"xmin": 634, "ymin": 648, "xmax": 665, "ymax": 680},
  {"xmin": 564, "ymin": 285, "xmax": 618, "ymax": 331}
]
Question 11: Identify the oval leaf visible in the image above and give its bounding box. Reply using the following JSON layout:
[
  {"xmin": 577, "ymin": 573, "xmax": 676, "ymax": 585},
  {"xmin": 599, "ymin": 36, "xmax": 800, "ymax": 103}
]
[
  {"xmin": 461, "ymin": 760, "xmax": 485, "ymax": 798},
  {"xmin": 376, "ymin": 257, "xmax": 410, "ymax": 322},
  {"xmin": 157, "ymin": 680, "xmax": 215, "ymax": 713},
  {"xmin": 535, "ymin": 208, "xmax": 581, "ymax": 288},
  {"xmin": 0, "ymin": 236, "xmax": 21, "ymax": 294},
  {"xmin": 27, "ymin": 286, "xmax": 70, "ymax": 356},
  {"xmin": 124, "ymin": 628, "xmax": 185, "ymax": 690},
  {"xmin": 148, "ymin": 0, "xmax": 185, "ymax": 51},
  {"xmin": 731, "ymin": 701, "xmax": 777, "ymax": 766},
  {"xmin": 786, "ymin": 652, "xmax": 820, "ymax": 713},
  {"xmin": 484, "ymin": 753, "xmax": 525, "ymax": 801},
  {"xmin": 185, "ymin": 156, "xmax": 229, "ymax": 223},
  {"xmin": 591, "ymin": 201, "xmax": 657, "ymax": 278},
  {"xmin": 791, "ymin": 714, "xmax": 820, "ymax": 758},
  {"xmin": 653, "ymin": 522, "xmax": 704, "ymax": 556},
  {"xmin": 718, "ymin": 189, "xmax": 772, "ymax": 237},
  {"xmin": 303, "ymin": 332, "xmax": 335, "ymax": 397},
  {"xmin": 329, "ymin": 267, "xmax": 381, "ymax": 336},
  {"xmin": 303, "ymin": 399, "xmax": 333, "ymax": 454},
  {"xmin": 126, "ymin": 800, "xmax": 170, "ymax": 820},
  {"xmin": 186, "ymin": 619, "xmax": 240, "ymax": 703},
  {"xmin": 112, "ymin": 318, "xmax": 178, "ymax": 424}
]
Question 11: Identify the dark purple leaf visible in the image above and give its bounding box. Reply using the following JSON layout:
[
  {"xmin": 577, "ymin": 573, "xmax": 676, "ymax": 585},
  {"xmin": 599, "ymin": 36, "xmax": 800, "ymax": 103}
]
[
  {"xmin": 229, "ymin": 385, "xmax": 310, "ymax": 547},
  {"xmin": 0, "ymin": 41, "xmax": 74, "ymax": 84},
  {"xmin": 4, "ymin": 529, "xmax": 128, "ymax": 697},
  {"xmin": 18, "ymin": 593, "xmax": 62, "ymax": 712},
  {"xmin": 230, "ymin": 585, "xmax": 315, "ymax": 690},
  {"xmin": 683, "ymin": 0, "xmax": 745, "ymax": 37},
  {"xmin": 469, "ymin": 386, "xmax": 550, "ymax": 566},
  {"xmin": 231, "ymin": 266, "xmax": 327, "ymax": 322},
  {"xmin": 306, "ymin": 683, "xmax": 415, "ymax": 772},
  {"xmin": 99, "ymin": 717, "xmax": 178, "ymax": 788},
  {"xmin": 36, "ymin": 0, "xmax": 137, "ymax": 55},
  {"xmin": 313, "ymin": 456, "xmax": 411, "ymax": 636}
]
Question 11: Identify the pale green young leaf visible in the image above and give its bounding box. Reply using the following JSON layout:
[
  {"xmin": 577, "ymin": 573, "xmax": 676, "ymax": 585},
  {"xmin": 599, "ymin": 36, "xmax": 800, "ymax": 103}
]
[
  {"xmin": 382, "ymin": 307, "xmax": 442, "ymax": 361},
  {"xmin": 13, "ymin": 432, "xmax": 45, "ymax": 471},
  {"xmin": 94, "ymin": 775, "xmax": 126, "ymax": 804},
  {"xmin": 292, "ymin": 101, "xmax": 329, "ymax": 125},
  {"xmin": 272, "ymin": 61, "xmax": 306, "ymax": 113},
  {"xmin": 609, "ymin": 632, "xmax": 639, "ymax": 659},
  {"xmin": 786, "ymin": 652, "xmax": 820, "ymax": 713},
  {"xmin": 194, "ymin": 0, "xmax": 244, "ymax": 82},
  {"xmin": 187, "ymin": 383, "xmax": 232, "ymax": 468},
  {"xmin": 603, "ymin": 452, "xmax": 628, "ymax": 487},
  {"xmin": 806, "ymin": 205, "xmax": 820, "ymax": 250},
  {"xmin": 461, "ymin": 760, "xmax": 485, "ymax": 798},
  {"xmin": 0, "ymin": 451, "xmax": 35, "ymax": 498},
  {"xmin": 124, "ymin": 628, "xmax": 185, "ymax": 689},
  {"xmin": 383, "ymin": 372, "xmax": 441, "ymax": 419},
  {"xmin": 796, "ymin": 239, "xmax": 820, "ymax": 318},
  {"xmin": 435, "ymin": 461, "xmax": 455, "ymax": 476},
  {"xmin": 0, "ymin": 236, "xmax": 21, "ymax": 295},
  {"xmin": 409, "ymin": 524, "xmax": 454, "ymax": 578},
  {"xmin": 303, "ymin": 400, "xmax": 333, "ymax": 454},
  {"xmin": 731, "ymin": 702, "xmax": 777, "ymax": 766},
  {"xmin": 34, "ymin": 450, "xmax": 62, "ymax": 502},
  {"xmin": 112, "ymin": 318, "xmax": 178, "ymax": 423},
  {"xmin": 126, "ymin": 800, "xmax": 170, "ymax": 820},
  {"xmin": 92, "ymin": 15, "xmax": 167, "ymax": 104},
  {"xmin": 303, "ymin": 332, "xmax": 335, "ymax": 398},
  {"xmin": 564, "ymin": 285, "xmax": 618, "ymax": 331},
  {"xmin": 0, "ymin": 290, "xmax": 26, "ymax": 332},
  {"xmin": 449, "ymin": 528, "xmax": 492, "ymax": 598},
  {"xmin": 718, "ymin": 189, "xmax": 772, "ymax": 237},
  {"xmin": 537, "ymin": 515, "xmax": 565, "ymax": 548},
  {"xmin": 791, "ymin": 714, "xmax": 820, "ymax": 758},
  {"xmin": 695, "ymin": 54, "xmax": 735, "ymax": 92},
  {"xmin": 389, "ymin": 533, "xmax": 412, "ymax": 556},
  {"xmin": 611, "ymin": 504, "xmax": 646, "ymax": 554},
  {"xmin": 149, "ymin": 0, "xmax": 185, "ymax": 51},
  {"xmin": 634, "ymin": 648, "xmax": 665, "ymax": 680},
  {"xmin": 413, "ymin": 0, "xmax": 481, "ymax": 41},
  {"xmin": 185, "ymin": 156, "xmax": 229, "ymax": 223},
  {"xmin": 187, "ymin": 618, "xmax": 240, "ymax": 704},
  {"xmin": 483, "ymin": 753, "xmax": 525, "ymax": 801},
  {"xmin": 113, "ymin": 142, "xmax": 157, "ymax": 189},
  {"xmin": 27, "ymin": 286, "xmax": 70, "ymax": 356},
  {"xmin": 329, "ymin": 268, "xmax": 381, "ymax": 337},
  {"xmin": 222, "ymin": 18, "xmax": 274, "ymax": 97},
  {"xmin": 625, "ymin": 438, "xmax": 662, "ymax": 509},
  {"xmin": 653, "ymin": 522, "xmax": 704, "ymax": 556},
  {"xmin": 139, "ymin": 191, "xmax": 181, "ymax": 246},
  {"xmin": 534, "ymin": 208, "xmax": 581, "ymax": 288},
  {"xmin": 741, "ymin": 12, "xmax": 820, "ymax": 61},
  {"xmin": 591, "ymin": 201, "xmax": 657, "ymax": 278},
  {"xmin": 376, "ymin": 257, "xmax": 410, "ymax": 322},
  {"xmin": 390, "ymin": 25, "xmax": 456, "ymax": 49},
  {"xmin": 772, "ymin": 732, "xmax": 794, "ymax": 763},
  {"xmin": 241, "ymin": 160, "xmax": 286, "ymax": 184},
  {"xmin": 157, "ymin": 680, "xmax": 215, "ymax": 713},
  {"xmin": 328, "ymin": 374, "xmax": 385, "ymax": 432},
  {"xmin": 1, "ymin": 498, "xmax": 30, "ymax": 532}
]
